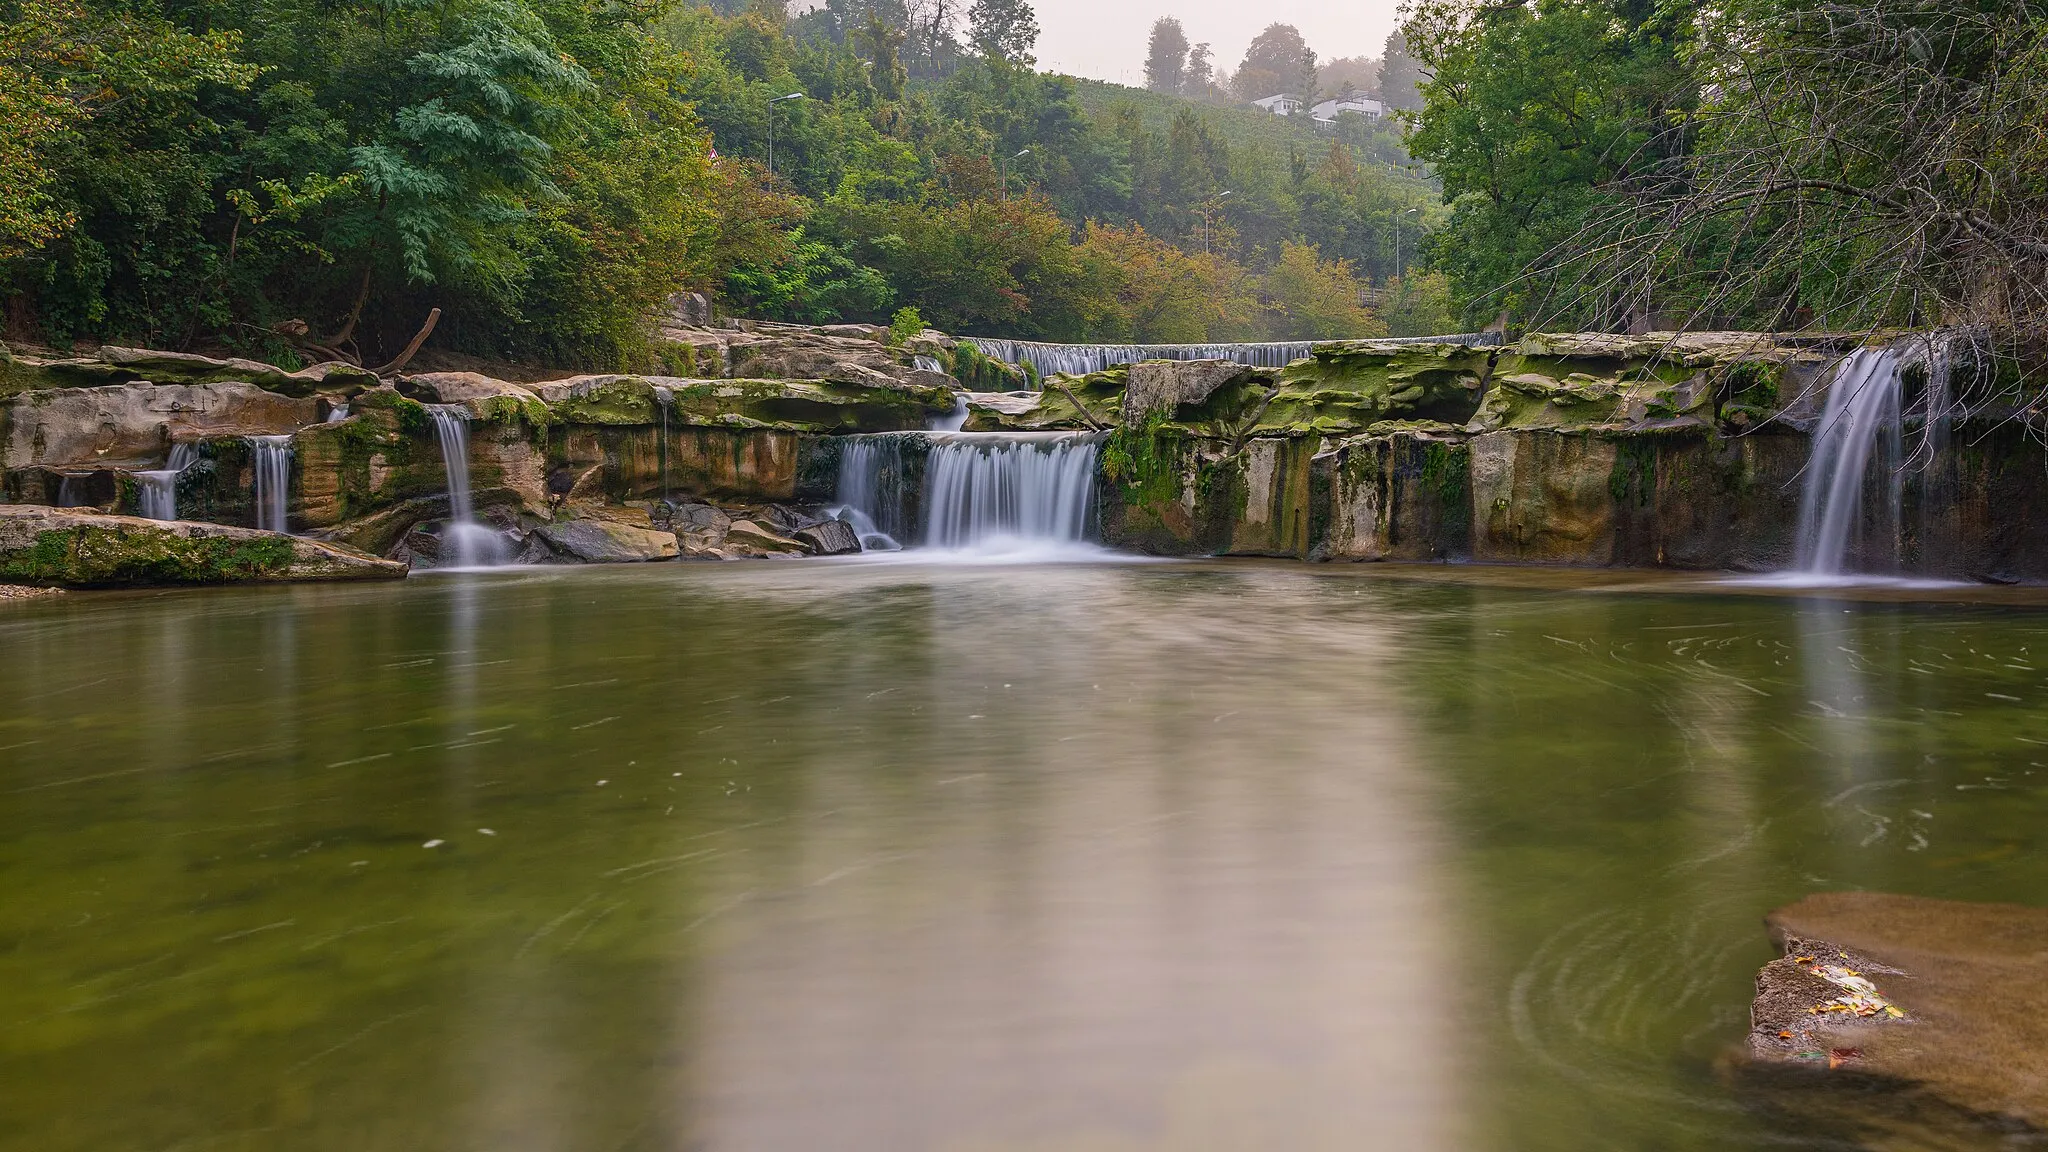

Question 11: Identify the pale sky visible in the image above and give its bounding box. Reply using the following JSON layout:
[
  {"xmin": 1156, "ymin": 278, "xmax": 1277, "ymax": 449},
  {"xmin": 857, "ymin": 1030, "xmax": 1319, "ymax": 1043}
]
[{"xmin": 1031, "ymin": 0, "xmax": 1407, "ymax": 86}]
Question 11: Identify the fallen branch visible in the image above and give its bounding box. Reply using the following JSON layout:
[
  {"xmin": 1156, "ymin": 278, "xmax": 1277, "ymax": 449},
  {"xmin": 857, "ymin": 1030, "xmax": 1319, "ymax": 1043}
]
[
  {"xmin": 370, "ymin": 308, "xmax": 440, "ymax": 377},
  {"xmin": 1052, "ymin": 381, "xmax": 1104, "ymax": 431}
]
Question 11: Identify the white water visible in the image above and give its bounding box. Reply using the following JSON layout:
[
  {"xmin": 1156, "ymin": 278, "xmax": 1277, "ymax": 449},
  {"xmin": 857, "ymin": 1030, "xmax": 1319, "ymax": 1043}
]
[
  {"xmin": 325, "ymin": 402, "xmax": 351, "ymax": 423},
  {"xmin": 1732, "ymin": 343, "xmax": 1966, "ymax": 588},
  {"xmin": 931, "ymin": 393, "xmax": 970, "ymax": 432},
  {"xmin": 832, "ymin": 431, "xmax": 1108, "ymax": 560},
  {"xmin": 136, "ymin": 443, "xmax": 200, "ymax": 521},
  {"xmin": 831, "ymin": 436, "xmax": 912, "ymax": 551},
  {"xmin": 913, "ymin": 354, "xmax": 945, "ymax": 374},
  {"xmin": 428, "ymin": 405, "xmax": 510, "ymax": 568},
  {"xmin": 249, "ymin": 435, "xmax": 293, "ymax": 534},
  {"xmin": 923, "ymin": 433, "xmax": 1101, "ymax": 556},
  {"xmin": 966, "ymin": 335, "xmax": 1493, "ymax": 379}
]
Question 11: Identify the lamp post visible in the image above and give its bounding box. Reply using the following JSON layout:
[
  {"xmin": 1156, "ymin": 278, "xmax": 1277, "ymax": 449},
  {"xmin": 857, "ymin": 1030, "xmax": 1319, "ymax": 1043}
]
[
  {"xmin": 1201, "ymin": 190, "xmax": 1232, "ymax": 254},
  {"xmin": 767, "ymin": 91, "xmax": 804, "ymax": 177},
  {"xmin": 1396, "ymin": 207, "xmax": 1420, "ymax": 280},
  {"xmin": 999, "ymin": 148, "xmax": 1030, "ymax": 201}
]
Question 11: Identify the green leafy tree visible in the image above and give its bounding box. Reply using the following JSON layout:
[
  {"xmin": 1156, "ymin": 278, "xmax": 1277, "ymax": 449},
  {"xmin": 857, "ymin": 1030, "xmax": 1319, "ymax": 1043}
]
[
  {"xmin": 1144, "ymin": 17, "xmax": 1188, "ymax": 93},
  {"xmin": 1235, "ymin": 23, "xmax": 1317, "ymax": 101},
  {"xmin": 966, "ymin": 0, "xmax": 1038, "ymax": 66}
]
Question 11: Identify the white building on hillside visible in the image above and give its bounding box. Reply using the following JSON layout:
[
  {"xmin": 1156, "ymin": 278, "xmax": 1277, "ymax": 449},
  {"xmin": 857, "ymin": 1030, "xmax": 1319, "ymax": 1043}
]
[
  {"xmin": 1311, "ymin": 96, "xmax": 1385, "ymax": 123},
  {"xmin": 1252, "ymin": 94, "xmax": 1304, "ymax": 116}
]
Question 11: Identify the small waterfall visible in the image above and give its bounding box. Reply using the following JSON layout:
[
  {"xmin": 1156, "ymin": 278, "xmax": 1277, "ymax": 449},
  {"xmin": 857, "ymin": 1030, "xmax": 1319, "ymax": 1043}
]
[
  {"xmin": 249, "ymin": 435, "xmax": 293, "ymax": 533},
  {"xmin": 427, "ymin": 405, "xmax": 509, "ymax": 568},
  {"xmin": 56, "ymin": 475, "xmax": 93, "ymax": 508},
  {"xmin": 135, "ymin": 443, "xmax": 200, "ymax": 522},
  {"xmin": 653, "ymin": 385, "xmax": 673, "ymax": 502},
  {"xmin": 1789, "ymin": 347, "xmax": 1908, "ymax": 578},
  {"xmin": 325, "ymin": 402, "xmax": 351, "ymax": 423},
  {"xmin": 923, "ymin": 433, "xmax": 1100, "ymax": 551},
  {"xmin": 913, "ymin": 354, "xmax": 945, "ymax": 374},
  {"xmin": 832, "ymin": 436, "xmax": 911, "ymax": 550},
  {"xmin": 965, "ymin": 335, "xmax": 1493, "ymax": 379},
  {"xmin": 931, "ymin": 393, "xmax": 970, "ymax": 432}
]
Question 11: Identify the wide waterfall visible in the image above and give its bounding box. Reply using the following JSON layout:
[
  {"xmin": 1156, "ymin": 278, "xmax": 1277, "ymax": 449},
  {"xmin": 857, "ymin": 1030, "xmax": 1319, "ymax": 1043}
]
[
  {"xmin": 249, "ymin": 435, "xmax": 293, "ymax": 533},
  {"xmin": 136, "ymin": 443, "xmax": 199, "ymax": 521},
  {"xmin": 966, "ymin": 334, "xmax": 1494, "ymax": 378},
  {"xmin": 833, "ymin": 431, "xmax": 1103, "ymax": 557},
  {"xmin": 924, "ymin": 433, "xmax": 1099, "ymax": 550},
  {"xmin": 428, "ymin": 405, "xmax": 510, "ymax": 568}
]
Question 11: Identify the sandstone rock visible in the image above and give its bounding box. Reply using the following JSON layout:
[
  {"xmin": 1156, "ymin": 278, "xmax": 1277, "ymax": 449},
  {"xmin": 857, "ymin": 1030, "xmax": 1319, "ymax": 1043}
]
[
  {"xmin": 1742, "ymin": 892, "xmax": 2048, "ymax": 1143},
  {"xmin": 1, "ymin": 382, "xmax": 320, "ymax": 469},
  {"xmin": 723, "ymin": 518, "xmax": 807, "ymax": 556},
  {"xmin": 0, "ymin": 506, "xmax": 405, "ymax": 587},
  {"xmin": 399, "ymin": 371, "xmax": 541, "ymax": 409},
  {"xmin": 1122, "ymin": 358, "xmax": 1252, "ymax": 421},
  {"xmin": 796, "ymin": 518, "xmax": 860, "ymax": 555},
  {"xmin": 536, "ymin": 518, "xmax": 678, "ymax": 562}
]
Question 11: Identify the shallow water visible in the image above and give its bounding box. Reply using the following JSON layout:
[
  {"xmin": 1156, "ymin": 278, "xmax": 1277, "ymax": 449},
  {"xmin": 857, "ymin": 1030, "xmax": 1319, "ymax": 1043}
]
[{"xmin": 3, "ymin": 562, "xmax": 2046, "ymax": 1150}]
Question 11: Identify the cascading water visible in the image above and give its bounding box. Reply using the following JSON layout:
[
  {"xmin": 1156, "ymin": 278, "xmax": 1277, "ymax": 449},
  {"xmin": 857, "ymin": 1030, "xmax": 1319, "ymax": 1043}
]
[
  {"xmin": 325, "ymin": 402, "xmax": 351, "ymax": 423},
  {"xmin": 832, "ymin": 436, "xmax": 911, "ymax": 551},
  {"xmin": 428, "ymin": 405, "xmax": 509, "ymax": 568},
  {"xmin": 136, "ymin": 442, "xmax": 199, "ymax": 521},
  {"xmin": 249, "ymin": 435, "xmax": 293, "ymax": 533},
  {"xmin": 922, "ymin": 433, "xmax": 1100, "ymax": 551},
  {"xmin": 1791, "ymin": 347, "xmax": 1904, "ymax": 577},
  {"xmin": 832, "ymin": 431, "xmax": 1103, "ymax": 558},
  {"xmin": 913, "ymin": 354, "xmax": 946, "ymax": 374},
  {"xmin": 931, "ymin": 393, "xmax": 970, "ymax": 432},
  {"xmin": 966, "ymin": 335, "xmax": 1494, "ymax": 378}
]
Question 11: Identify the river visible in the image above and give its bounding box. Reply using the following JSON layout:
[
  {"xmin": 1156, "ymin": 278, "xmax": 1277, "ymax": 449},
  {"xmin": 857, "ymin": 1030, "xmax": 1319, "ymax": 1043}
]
[{"xmin": 2, "ymin": 561, "xmax": 2044, "ymax": 1150}]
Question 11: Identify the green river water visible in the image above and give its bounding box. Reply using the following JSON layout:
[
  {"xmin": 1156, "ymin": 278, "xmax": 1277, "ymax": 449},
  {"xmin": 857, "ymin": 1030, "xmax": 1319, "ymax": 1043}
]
[{"xmin": 3, "ymin": 561, "xmax": 2045, "ymax": 1150}]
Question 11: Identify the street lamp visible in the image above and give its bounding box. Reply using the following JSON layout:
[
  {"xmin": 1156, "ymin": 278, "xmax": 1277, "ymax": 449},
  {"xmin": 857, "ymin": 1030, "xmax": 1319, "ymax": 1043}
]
[
  {"xmin": 767, "ymin": 91, "xmax": 804, "ymax": 177},
  {"xmin": 1202, "ymin": 190, "xmax": 1232, "ymax": 254},
  {"xmin": 1000, "ymin": 148, "xmax": 1030, "ymax": 200}
]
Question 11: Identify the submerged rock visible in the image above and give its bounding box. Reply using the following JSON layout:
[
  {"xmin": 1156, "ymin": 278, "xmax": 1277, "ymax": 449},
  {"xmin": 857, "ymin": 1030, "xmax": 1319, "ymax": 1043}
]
[
  {"xmin": 536, "ymin": 518, "xmax": 678, "ymax": 563},
  {"xmin": 0, "ymin": 507, "xmax": 405, "ymax": 587},
  {"xmin": 723, "ymin": 519, "xmax": 808, "ymax": 556},
  {"xmin": 1740, "ymin": 892, "xmax": 2048, "ymax": 1142}
]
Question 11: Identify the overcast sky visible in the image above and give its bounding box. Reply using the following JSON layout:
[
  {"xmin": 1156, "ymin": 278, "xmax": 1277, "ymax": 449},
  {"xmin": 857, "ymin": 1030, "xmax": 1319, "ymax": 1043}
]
[{"xmin": 1030, "ymin": 0, "xmax": 1406, "ymax": 86}]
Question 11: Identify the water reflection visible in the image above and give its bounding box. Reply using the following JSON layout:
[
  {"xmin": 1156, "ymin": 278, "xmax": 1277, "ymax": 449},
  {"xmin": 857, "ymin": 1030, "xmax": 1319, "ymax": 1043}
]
[{"xmin": 0, "ymin": 567, "xmax": 2044, "ymax": 1151}]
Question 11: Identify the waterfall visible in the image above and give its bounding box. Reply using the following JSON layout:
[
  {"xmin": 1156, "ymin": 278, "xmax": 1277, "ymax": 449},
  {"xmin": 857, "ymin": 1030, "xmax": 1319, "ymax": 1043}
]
[
  {"xmin": 653, "ymin": 385, "xmax": 673, "ymax": 502},
  {"xmin": 923, "ymin": 433, "xmax": 1100, "ymax": 551},
  {"xmin": 832, "ymin": 435, "xmax": 911, "ymax": 550},
  {"xmin": 1792, "ymin": 348, "xmax": 1904, "ymax": 576},
  {"xmin": 56, "ymin": 475, "xmax": 93, "ymax": 508},
  {"xmin": 913, "ymin": 354, "xmax": 945, "ymax": 374},
  {"xmin": 249, "ymin": 435, "xmax": 293, "ymax": 533},
  {"xmin": 965, "ymin": 335, "xmax": 1493, "ymax": 379},
  {"xmin": 427, "ymin": 405, "xmax": 509, "ymax": 568},
  {"xmin": 136, "ymin": 443, "xmax": 200, "ymax": 521},
  {"xmin": 832, "ymin": 430, "xmax": 1103, "ymax": 556},
  {"xmin": 325, "ymin": 402, "xmax": 350, "ymax": 423},
  {"xmin": 931, "ymin": 393, "xmax": 970, "ymax": 432}
]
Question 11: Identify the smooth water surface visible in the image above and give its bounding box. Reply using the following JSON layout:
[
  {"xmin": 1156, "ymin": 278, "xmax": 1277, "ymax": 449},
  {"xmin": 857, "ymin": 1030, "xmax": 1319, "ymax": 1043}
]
[{"xmin": 3, "ymin": 563, "xmax": 2046, "ymax": 1150}]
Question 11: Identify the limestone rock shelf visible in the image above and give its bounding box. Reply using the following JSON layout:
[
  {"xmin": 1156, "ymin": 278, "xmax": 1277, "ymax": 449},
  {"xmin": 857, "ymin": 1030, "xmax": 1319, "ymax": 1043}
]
[{"xmin": 0, "ymin": 507, "xmax": 406, "ymax": 587}]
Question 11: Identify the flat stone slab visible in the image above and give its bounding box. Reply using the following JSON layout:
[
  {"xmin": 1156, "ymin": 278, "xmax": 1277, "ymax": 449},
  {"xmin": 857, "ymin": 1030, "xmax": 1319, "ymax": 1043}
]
[
  {"xmin": 0, "ymin": 507, "xmax": 407, "ymax": 587},
  {"xmin": 1744, "ymin": 891, "xmax": 2048, "ymax": 1140},
  {"xmin": 537, "ymin": 518, "xmax": 678, "ymax": 563}
]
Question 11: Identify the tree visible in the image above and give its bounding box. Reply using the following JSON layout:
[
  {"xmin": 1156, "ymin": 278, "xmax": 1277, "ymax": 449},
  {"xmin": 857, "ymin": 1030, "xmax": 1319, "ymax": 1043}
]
[
  {"xmin": 966, "ymin": 0, "xmax": 1038, "ymax": 65},
  {"xmin": 852, "ymin": 8, "xmax": 908, "ymax": 99},
  {"xmin": 1320, "ymin": 55, "xmax": 1379, "ymax": 101},
  {"xmin": 1183, "ymin": 42, "xmax": 1218, "ymax": 97},
  {"xmin": 1144, "ymin": 17, "xmax": 1189, "ymax": 93},
  {"xmin": 1377, "ymin": 28, "xmax": 1422, "ymax": 110},
  {"xmin": 1235, "ymin": 23, "xmax": 1317, "ymax": 101},
  {"xmin": 1261, "ymin": 240, "xmax": 1384, "ymax": 339}
]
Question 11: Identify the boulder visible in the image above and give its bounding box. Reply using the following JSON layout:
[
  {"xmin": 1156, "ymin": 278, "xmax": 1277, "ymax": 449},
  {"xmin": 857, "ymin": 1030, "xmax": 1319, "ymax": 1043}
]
[
  {"xmin": 1122, "ymin": 358, "xmax": 1252, "ymax": 421},
  {"xmin": 672, "ymin": 503, "xmax": 732, "ymax": 556},
  {"xmin": 723, "ymin": 518, "xmax": 808, "ymax": 556},
  {"xmin": 399, "ymin": 371, "xmax": 541, "ymax": 409},
  {"xmin": 536, "ymin": 518, "xmax": 679, "ymax": 563},
  {"xmin": 0, "ymin": 507, "xmax": 406, "ymax": 587},
  {"xmin": 1743, "ymin": 892, "xmax": 2048, "ymax": 1142},
  {"xmin": 796, "ymin": 518, "xmax": 860, "ymax": 555},
  {"xmin": 96, "ymin": 347, "xmax": 377, "ymax": 395}
]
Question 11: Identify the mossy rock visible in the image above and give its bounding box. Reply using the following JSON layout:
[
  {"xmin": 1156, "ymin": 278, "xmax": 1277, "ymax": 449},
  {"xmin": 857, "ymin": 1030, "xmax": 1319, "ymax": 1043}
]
[{"xmin": 0, "ymin": 508, "xmax": 405, "ymax": 587}]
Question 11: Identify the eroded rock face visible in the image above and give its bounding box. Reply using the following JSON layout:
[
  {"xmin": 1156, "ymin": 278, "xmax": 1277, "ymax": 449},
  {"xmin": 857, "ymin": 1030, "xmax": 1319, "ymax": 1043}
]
[
  {"xmin": 724, "ymin": 519, "xmax": 807, "ymax": 556},
  {"xmin": 1122, "ymin": 359, "xmax": 1252, "ymax": 422},
  {"xmin": 1, "ymin": 383, "xmax": 320, "ymax": 469},
  {"xmin": 796, "ymin": 518, "xmax": 859, "ymax": 556},
  {"xmin": 0, "ymin": 507, "xmax": 405, "ymax": 586}
]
